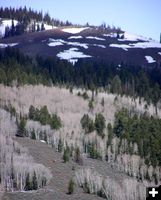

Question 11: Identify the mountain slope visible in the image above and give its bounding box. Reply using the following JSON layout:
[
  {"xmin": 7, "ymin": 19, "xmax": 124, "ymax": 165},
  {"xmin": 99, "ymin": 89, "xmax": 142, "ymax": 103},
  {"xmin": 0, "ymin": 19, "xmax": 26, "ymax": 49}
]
[
  {"xmin": 2, "ymin": 138, "xmax": 145, "ymax": 200},
  {"xmin": 0, "ymin": 26, "xmax": 161, "ymax": 66}
]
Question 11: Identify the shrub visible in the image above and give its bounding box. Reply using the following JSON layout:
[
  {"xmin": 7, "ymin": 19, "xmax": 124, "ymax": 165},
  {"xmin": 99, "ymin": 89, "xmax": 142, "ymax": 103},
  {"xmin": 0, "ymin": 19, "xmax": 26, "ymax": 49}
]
[
  {"xmin": 63, "ymin": 148, "xmax": 70, "ymax": 163},
  {"xmin": 74, "ymin": 147, "xmax": 83, "ymax": 165},
  {"xmin": 68, "ymin": 179, "xmax": 75, "ymax": 194},
  {"xmin": 58, "ymin": 139, "xmax": 63, "ymax": 153}
]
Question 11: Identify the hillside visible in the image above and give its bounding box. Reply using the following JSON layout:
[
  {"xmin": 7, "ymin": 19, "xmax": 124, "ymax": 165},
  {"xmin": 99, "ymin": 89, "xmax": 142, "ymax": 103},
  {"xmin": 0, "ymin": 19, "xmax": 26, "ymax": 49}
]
[
  {"xmin": 2, "ymin": 138, "xmax": 145, "ymax": 200},
  {"xmin": 1, "ymin": 26, "xmax": 161, "ymax": 66},
  {"xmin": 0, "ymin": 84, "xmax": 161, "ymax": 200},
  {"xmin": 0, "ymin": 6, "xmax": 161, "ymax": 200}
]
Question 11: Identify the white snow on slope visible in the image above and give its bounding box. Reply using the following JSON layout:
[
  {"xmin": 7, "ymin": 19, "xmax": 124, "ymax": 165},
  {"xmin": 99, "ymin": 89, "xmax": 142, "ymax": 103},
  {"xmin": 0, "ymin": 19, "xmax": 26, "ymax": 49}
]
[
  {"xmin": 145, "ymin": 56, "xmax": 156, "ymax": 63},
  {"xmin": 103, "ymin": 32, "xmax": 152, "ymax": 42},
  {"xmin": 0, "ymin": 19, "xmax": 18, "ymax": 37},
  {"xmin": 48, "ymin": 38, "xmax": 107, "ymax": 49},
  {"xmin": 44, "ymin": 24, "xmax": 55, "ymax": 30},
  {"xmin": 68, "ymin": 36, "xmax": 83, "ymax": 39},
  {"xmin": 67, "ymin": 41, "xmax": 88, "ymax": 49},
  {"xmin": 48, "ymin": 38, "xmax": 88, "ymax": 49},
  {"xmin": 86, "ymin": 36, "xmax": 105, "ymax": 41},
  {"xmin": 130, "ymin": 41, "xmax": 161, "ymax": 48},
  {"xmin": 110, "ymin": 44, "xmax": 130, "ymax": 51},
  {"xmin": 103, "ymin": 33, "xmax": 117, "ymax": 38},
  {"xmin": 158, "ymin": 52, "xmax": 161, "ymax": 55},
  {"xmin": 110, "ymin": 41, "xmax": 161, "ymax": 50},
  {"xmin": 36, "ymin": 22, "xmax": 56, "ymax": 30},
  {"xmin": 0, "ymin": 43, "xmax": 18, "ymax": 48},
  {"xmin": 69, "ymin": 59, "xmax": 78, "ymax": 65},
  {"xmin": 48, "ymin": 38, "xmax": 65, "ymax": 46},
  {"xmin": 62, "ymin": 27, "xmax": 89, "ymax": 34},
  {"xmin": 49, "ymin": 38, "xmax": 65, "ymax": 43},
  {"xmin": 93, "ymin": 44, "xmax": 106, "ymax": 48},
  {"xmin": 48, "ymin": 41, "xmax": 63, "ymax": 47},
  {"xmin": 40, "ymin": 140, "xmax": 46, "ymax": 143},
  {"xmin": 103, "ymin": 32, "xmax": 149, "ymax": 42},
  {"xmin": 118, "ymin": 32, "xmax": 149, "ymax": 42},
  {"xmin": 57, "ymin": 48, "xmax": 92, "ymax": 63}
]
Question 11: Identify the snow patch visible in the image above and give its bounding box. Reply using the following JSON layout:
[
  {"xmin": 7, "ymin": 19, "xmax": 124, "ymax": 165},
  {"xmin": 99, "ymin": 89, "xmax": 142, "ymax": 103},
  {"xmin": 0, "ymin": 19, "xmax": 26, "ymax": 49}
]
[
  {"xmin": 0, "ymin": 19, "xmax": 18, "ymax": 37},
  {"xmin": 57, "ymin": 48, "xmax": 92, "ymax": 63},
  {"xmin": 48, "ymin": 38, "xmax": 88, "ymax": 49},
  {"xmin": 103, "ymin": 33, "xmax": 117, "ymax": 38},
  {"xmin": 67, "ymin": 41, "xmax": 88, "ymax": 49},
  {"xmin": 145, "ymin": 56, "xmax": 156, "ymax": 63},
  {"xmin": 118, "ymin": 32, "xmax": 149, "ymax": 42},
  {"xmin": 110, "ymin": 41, "xmax": 161, "ymax": 50},
  {"xmin": 103, "ymin": 32, "xmax": 150, "ymax": 42},
  {"xmin": 110, "ymin": 44, "xmax": 129, "ymax": 51},
  {"xmin": 158, "ymin": 52, "xmax": 161, "ymax": 55},
  {"xmin": 69, "ymin": 59, "xmax": 78, "ymax": 65},
  {"xmin": 0, "ymin": 43, "xmax": 18, "ymax": 48},
  {"xmin": 93, "ymin": 44, "xmax": 106, "ymax": 48},
  {"xmin": 35, "ymin": 22, "xmax": 56, "ymax": 30},
  {"xmin": 48, "ymin": 38, "xmax": 65, "ymax": 47},
  {"xmin": 62, "ymin": 27, "xmax": 89, "ymax": 34},
  {"xmin": 44, "ymin": 24, "xmax": 56, "ymax": 30},
  {"xmin": 68, "ymin": 36, "xmax": 83, "ymax": 39},
  {"xmin": 86, "ymin": 36, "xmax": 105, "ymax": 41},
  {"xmin": 48, "ymin": 42, "xmax": 63, "ymax": 47},
  {"xmin": 130, "ymin": 41, "xmax": 161, "ymax": 49},
  {"xmin": 40, "ymin": 140, "xmax": 46, "ymax": 143},
  {"xmin": 49, "ymin": 38, "xmax": 65, "ymax": 43}
]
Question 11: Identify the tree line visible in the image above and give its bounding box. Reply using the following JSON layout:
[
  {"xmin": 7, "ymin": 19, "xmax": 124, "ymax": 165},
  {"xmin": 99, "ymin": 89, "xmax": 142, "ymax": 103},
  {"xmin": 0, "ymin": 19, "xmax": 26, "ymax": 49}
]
[
  {"xmin": 1, "ymin": 47, "xmax": 161, "ymax": 107},
  {"xmin": 0, "ymin": 6, "xmax": 73, "ymax": 38},
  {"xmin": 0, "ymin": 6, "xmax": 73, "ymax": 26}
]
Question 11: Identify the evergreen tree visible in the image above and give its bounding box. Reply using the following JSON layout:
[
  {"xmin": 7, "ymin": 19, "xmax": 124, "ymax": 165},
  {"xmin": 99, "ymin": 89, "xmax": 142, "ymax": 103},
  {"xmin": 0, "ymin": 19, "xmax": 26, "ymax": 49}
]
[
  {"xmin": 88, "ymin": 143, "xmax": 100, "ymax": 159},
  {"xmin": 88, "ymin": 100, "xmax": 94, "ymax": 111},
  {"xmin": 74, "ymin": 147, "xmax": 83, "ymax": 165},
  {"xmin": 111, "ymin": 75, "xmax": 122, "ymax": 94},
  {"xmin": 152, "ymin": 83, "xmax": 161, "ymax": 115},
  {"xmin": 63, "ymin": 148, "xmax": 70, "ymax": 163},
  {"xmin": 58, "ymin": 138, "xmax": 63, "ymax": 153},
  {"xmin": 31, "ymin": 130, "xmax": 36, "ymax": 140},
  {"xmin": 32, "ymin": 21, "xmax": 36, "ymax": 32},
  {"xmin": 81, "ymin": 114, "xmax": 94, "ymax": 134},
  {"xmin": 4, "ymin": 25, "xmax": 10, "ymax": 37},
  {"xmin": 44, "ymin": 131, "xmax": 47, "ymax": 142},
  {"xmin": 36, "ymin": 23, "xmax": 40, "ymax": 32},
  {"xmin": 11, "ymin": 19, "xmax": 15, "ymax": 36},
  {"xmin": 101, "ymin": 97, "xmax": 104, "ymax": 107},
  {"xmin": 0, "ymin": 68, "xmax": 7, "ymax": 84},
  {"xmin": 29, "ymin": 105, "xmax": 36, "ymax": 120},
  {"xmin": 41, "ymin": 22, "xmax": 45, "ymax": 31},
  {"xmin": 43, "ymin": 12, "xmax": 51, "ymax": 24},
  {"xmin": 95, "ymin": 113, "xmax": 106, "ymax": 138},
  {"xmin": 15, "ymin": 22, "xmax": 24, "ymax": 35},
  {"xmin": 25, "ymin": 173, "xmax": 32, "ymax": 190},
  {"xmin": 17, "ymin": 117, "xmax": 27, "ymax": 137},
  {"xmin": 32, "ymin": 171, "xmax": 38, "ymax": 190}
]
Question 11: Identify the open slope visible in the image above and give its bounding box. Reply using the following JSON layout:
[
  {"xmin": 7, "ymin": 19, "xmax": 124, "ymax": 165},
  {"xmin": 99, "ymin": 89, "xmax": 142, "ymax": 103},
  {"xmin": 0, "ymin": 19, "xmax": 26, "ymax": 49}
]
[
  {"xmin": 0, "ymin": 26, "xmax": 161, "ymax": 66},
  {"xmin": 2, "ymin": 138, "xmax": 146, "ymax": 200},
  {"xmin": 1, "ymin": 85, "xmax": 161, "ymax": 200},
  {"xmin": 2, "ymin": 138, "xmax": 104, "ymax": 200}
]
